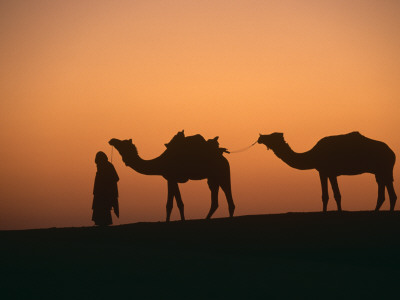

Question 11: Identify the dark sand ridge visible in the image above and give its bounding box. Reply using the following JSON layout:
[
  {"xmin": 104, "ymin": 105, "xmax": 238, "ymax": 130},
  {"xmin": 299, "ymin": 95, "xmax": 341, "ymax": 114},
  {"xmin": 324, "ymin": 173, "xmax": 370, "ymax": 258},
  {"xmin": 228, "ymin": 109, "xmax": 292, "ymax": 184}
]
[{"xmin": 2, "ymin": 211, "xmax": 400, "ymax": 299}]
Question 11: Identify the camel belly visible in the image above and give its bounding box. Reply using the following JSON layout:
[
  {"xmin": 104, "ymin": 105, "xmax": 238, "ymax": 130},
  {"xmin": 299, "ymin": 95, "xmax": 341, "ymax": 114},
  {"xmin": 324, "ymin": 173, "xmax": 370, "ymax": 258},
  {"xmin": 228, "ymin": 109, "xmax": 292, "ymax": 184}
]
[
  {"xmin": 317, "ymin": 158, "xmax": 385, "ymax": 177},
  {"xmin": 170, "ymin": 165, "xmax": 211, "ymax": 182}
]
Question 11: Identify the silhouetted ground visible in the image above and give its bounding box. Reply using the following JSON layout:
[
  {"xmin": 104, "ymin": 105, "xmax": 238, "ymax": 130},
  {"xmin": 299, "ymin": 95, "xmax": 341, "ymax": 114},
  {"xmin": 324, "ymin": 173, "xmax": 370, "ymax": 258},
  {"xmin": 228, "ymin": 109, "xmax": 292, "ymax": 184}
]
[{"xmin": 2, "ymin": 211, "xmax": 400, "ymax": 299}]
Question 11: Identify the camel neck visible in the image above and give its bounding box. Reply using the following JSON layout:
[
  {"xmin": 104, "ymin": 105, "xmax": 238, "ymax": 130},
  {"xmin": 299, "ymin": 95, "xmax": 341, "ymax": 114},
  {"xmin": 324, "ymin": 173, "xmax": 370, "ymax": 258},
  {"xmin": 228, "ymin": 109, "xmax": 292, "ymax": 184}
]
[
  {"xmin": 122, "ymin": 148, "xmax": 165, "ymax": 176},
  {"xmin": 271, "ymin": 141, "xmax": 315, "ymax": 170}
]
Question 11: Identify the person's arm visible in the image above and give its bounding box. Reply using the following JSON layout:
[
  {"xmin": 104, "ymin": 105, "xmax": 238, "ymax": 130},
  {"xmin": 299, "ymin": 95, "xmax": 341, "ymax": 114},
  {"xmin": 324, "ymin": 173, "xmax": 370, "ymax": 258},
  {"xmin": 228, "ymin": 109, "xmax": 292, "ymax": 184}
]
[{"xmin": 110, "ymin": 164, "xmax": 119, "ymax": 182}]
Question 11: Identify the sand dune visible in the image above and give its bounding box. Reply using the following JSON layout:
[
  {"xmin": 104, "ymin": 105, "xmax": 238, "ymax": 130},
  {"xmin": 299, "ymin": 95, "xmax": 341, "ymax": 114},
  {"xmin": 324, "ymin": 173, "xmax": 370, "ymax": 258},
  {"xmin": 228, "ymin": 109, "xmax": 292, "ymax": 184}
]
[{"xmin": 2, "ymin": 211, "xmax": 400, "ymax": 298}]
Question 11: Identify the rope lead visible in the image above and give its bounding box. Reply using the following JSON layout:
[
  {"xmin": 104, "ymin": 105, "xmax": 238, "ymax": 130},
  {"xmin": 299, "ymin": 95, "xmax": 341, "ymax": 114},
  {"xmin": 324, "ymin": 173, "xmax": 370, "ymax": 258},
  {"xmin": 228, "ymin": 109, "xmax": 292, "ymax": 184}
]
[{"xmin": 228, "ymin": 141, "xmax": 258, "ymax": 154}]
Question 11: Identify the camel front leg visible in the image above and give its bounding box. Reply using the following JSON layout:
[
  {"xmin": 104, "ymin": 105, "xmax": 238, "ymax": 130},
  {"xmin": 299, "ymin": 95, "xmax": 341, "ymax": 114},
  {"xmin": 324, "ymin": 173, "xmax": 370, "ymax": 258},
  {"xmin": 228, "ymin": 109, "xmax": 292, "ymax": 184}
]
[
  {"xmin": 166, "ymin": 181, "xmax": 175, "ymax": 222},
  {"xmin": 172, "ymin": 183, "xmax": 185, "ymax": 221},
  {"xmin": 329, "ymin": 176, "xmax": 342, "ymax": 211},
  {"xmin": 319, "ymin": 173, "xmax": 329, "ymax": 212},
  {"xmin": 386, "ymin": 182, "xmax": 397, "ymax": 211},
  {"xmin": 375, "ymin": 182, "xmax": 386, "ymax": 211}
]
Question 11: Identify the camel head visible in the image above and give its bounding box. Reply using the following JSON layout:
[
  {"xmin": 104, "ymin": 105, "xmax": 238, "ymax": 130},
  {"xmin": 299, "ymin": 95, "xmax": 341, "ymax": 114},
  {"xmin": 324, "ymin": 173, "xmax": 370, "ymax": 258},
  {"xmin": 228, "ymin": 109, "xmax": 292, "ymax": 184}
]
[
  {"xmin": 109, "ymin": 138, "xmax": 138, "ymax": 156},
  {"xmin": 257, "ymin": 133, "xmax": 285, "ymax": 150}
]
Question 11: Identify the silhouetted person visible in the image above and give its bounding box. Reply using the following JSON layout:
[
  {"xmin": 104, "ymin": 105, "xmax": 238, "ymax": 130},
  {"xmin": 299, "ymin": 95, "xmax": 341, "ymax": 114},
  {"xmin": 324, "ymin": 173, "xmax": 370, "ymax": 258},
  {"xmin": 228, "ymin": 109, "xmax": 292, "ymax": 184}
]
[{"xmin": 92, "ymin": 151, "xmax": 119, "ymax": 226}]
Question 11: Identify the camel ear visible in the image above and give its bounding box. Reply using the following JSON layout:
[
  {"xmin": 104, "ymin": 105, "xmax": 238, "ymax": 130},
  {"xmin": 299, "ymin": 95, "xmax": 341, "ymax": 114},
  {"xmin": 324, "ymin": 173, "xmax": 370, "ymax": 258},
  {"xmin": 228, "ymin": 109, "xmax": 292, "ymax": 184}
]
[
  {"xmin": 213, "ymin": 136, "xmax": 219, "ymax": 141},
  {"xmin": 259, "ymin": 133, "xmax": 261, "ymax": 136},
  {"xmin": 129, "ymin": 139, "xmax": 132, "ymax": 143}
]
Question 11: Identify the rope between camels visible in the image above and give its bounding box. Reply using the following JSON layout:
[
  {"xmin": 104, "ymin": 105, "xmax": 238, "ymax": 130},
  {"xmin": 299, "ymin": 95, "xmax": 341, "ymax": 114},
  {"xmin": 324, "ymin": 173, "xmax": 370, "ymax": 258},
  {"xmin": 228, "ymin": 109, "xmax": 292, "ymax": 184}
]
[{"xmin": 228, "ymin": 141, "xmax": 258, "ymax": 154}]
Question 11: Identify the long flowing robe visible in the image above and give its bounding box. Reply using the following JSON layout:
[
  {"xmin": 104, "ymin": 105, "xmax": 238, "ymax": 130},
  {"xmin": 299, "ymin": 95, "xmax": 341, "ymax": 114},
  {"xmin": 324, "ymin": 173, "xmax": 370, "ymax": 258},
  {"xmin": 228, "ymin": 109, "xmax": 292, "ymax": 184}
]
[{"xmin": 92, "ymin": 161, "xmax": 119, "ymax": 225}]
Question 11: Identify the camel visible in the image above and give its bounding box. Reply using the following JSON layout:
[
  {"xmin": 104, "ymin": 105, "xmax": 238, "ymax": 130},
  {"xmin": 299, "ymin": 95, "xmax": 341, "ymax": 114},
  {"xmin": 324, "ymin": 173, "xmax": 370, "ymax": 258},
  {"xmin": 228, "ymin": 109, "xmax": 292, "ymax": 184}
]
[
  {"xmin": 258, "ymin": 132, "xmax": 397, "ymax": 212},
  {"xmin": 109, "ymin": 131, "xmax": 235, "ymax": 222}
]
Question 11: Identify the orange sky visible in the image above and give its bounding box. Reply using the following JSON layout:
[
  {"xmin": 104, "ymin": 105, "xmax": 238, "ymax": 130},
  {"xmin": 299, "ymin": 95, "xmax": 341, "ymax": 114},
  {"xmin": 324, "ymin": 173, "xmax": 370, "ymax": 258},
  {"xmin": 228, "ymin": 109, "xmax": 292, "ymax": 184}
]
[{"xmin": 1, "ymin": 1, "xmax": 400, "ymax": 230}]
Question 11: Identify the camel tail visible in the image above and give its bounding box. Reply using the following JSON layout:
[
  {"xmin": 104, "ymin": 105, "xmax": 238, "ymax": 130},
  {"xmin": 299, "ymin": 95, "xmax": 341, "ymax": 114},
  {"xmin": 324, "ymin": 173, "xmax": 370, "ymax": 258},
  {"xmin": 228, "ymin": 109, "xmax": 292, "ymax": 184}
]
[
  {"xmin": 375, "ymin": 150, "xmax": 395, "ymax": 183},
  {"xmin": 390, "ymin": 171, "xmax": 394, "ymax": 183},
  {"xmin": 384, "ymin": 145, "xmax": 396, "ymax": 183},
  {"xmin": 391, "ymin": 147, "xmax": 396, "ymax": 182}
]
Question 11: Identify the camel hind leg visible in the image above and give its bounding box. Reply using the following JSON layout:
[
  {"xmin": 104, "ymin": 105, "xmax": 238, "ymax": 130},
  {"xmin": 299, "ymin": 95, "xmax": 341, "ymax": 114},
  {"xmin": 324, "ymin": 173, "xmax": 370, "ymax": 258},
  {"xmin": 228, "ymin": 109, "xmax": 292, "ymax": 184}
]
[
  {"xmin": 386, "ymin": 182, "xmax": 397, "ymax": 211},
  {"xmin": 375, "ymin": 181, "xmax": 386, "ymax": 211},
  {"xmin": 375, "ymin": 172, "xmax": 396, "ymax": 211},
  {"xmin": 385, "ymin": 168, "xmax": 397, "ymax": 211},
  {"xmin": 220, "ymin": 180, "xmax": 235, "ymax": 217}
]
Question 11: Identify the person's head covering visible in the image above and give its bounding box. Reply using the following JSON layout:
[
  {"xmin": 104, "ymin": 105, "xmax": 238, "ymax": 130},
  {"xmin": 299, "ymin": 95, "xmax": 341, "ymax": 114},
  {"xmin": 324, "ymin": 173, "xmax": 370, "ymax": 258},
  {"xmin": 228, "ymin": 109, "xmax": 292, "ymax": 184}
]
[{"xmin": 95, "ymin": 151, "xmax": 108, "ymax": 165}]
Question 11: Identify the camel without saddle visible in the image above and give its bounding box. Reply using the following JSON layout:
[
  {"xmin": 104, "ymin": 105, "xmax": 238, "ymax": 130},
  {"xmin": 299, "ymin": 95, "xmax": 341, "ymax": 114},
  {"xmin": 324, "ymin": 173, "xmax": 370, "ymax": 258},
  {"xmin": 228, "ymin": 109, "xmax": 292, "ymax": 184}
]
[{"xmin": 258, "ymin": 132, "xmax": 397, "ymax": 211}]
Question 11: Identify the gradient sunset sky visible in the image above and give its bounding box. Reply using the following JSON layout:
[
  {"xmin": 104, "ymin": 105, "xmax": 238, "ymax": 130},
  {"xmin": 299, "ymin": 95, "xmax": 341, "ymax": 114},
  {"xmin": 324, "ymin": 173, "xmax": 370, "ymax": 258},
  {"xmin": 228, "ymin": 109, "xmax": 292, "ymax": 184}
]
[{"xmin": 1, "ymin": 0, "xmax": 399, "ymax": 230}]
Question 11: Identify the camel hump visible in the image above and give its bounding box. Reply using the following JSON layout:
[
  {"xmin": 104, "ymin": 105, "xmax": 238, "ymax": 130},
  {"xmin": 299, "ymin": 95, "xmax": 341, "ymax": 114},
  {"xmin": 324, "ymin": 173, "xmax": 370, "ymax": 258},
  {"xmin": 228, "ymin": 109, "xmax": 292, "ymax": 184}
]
[
  {"xmin": 319, "ymin": 131, "xmax": 363, "ymax": 144},
  {"xmin": 343, "ymin": 131, "xmax": 370, "ymax": 143},
  {"xmin": 349, "ymin": 131, "xmax": 362, "ymax": 137}
]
